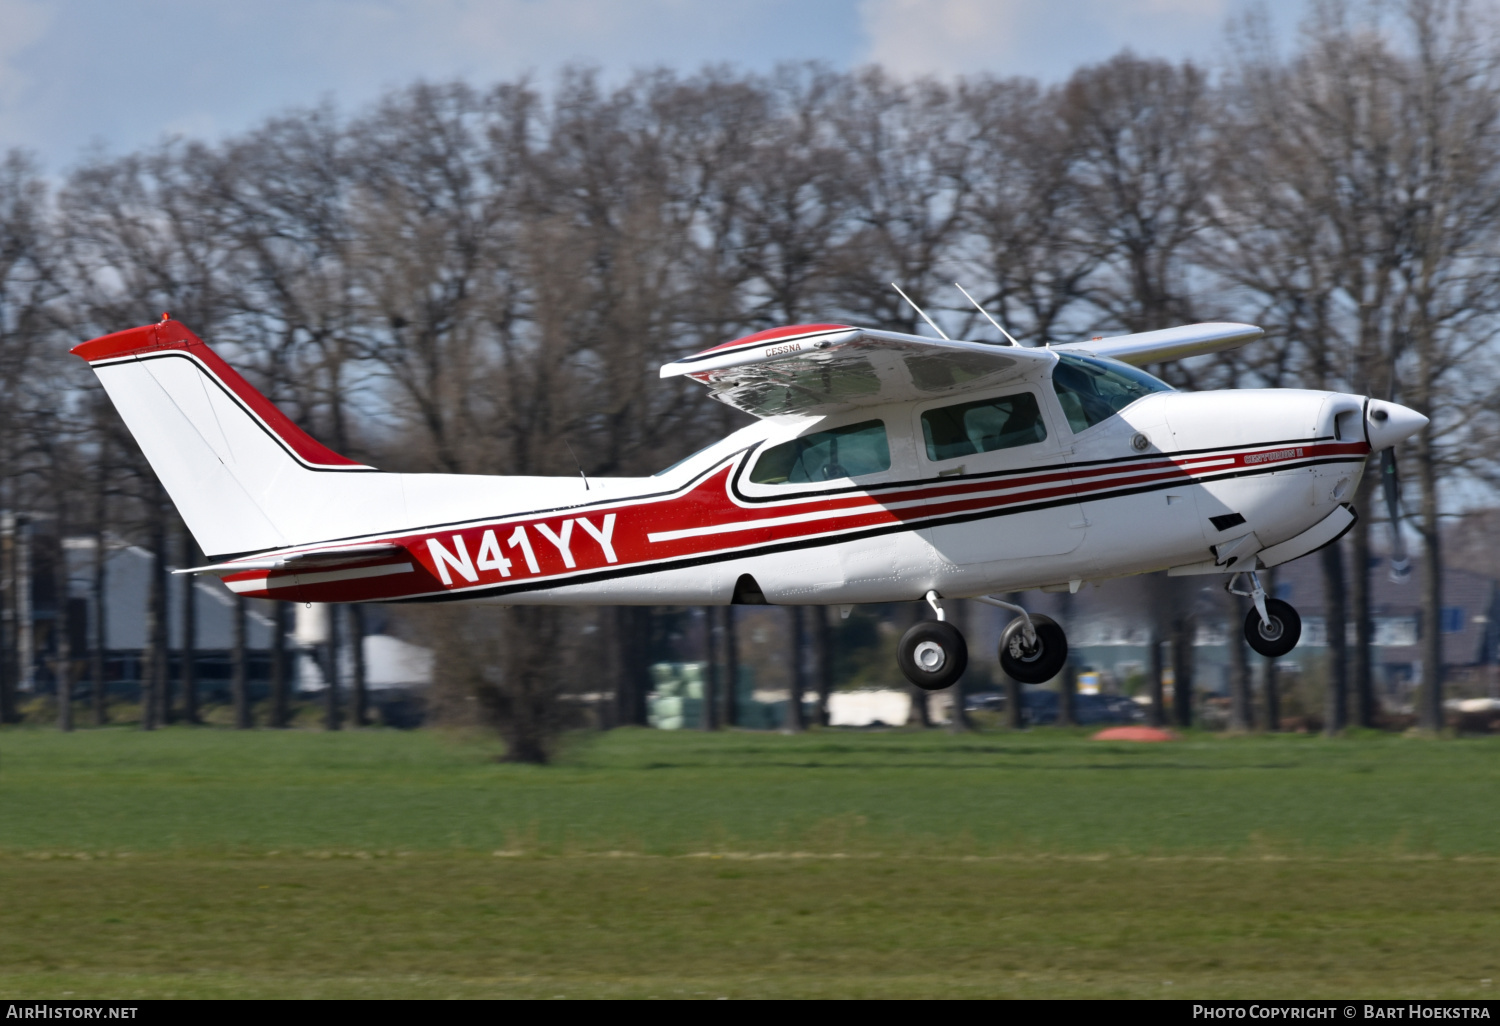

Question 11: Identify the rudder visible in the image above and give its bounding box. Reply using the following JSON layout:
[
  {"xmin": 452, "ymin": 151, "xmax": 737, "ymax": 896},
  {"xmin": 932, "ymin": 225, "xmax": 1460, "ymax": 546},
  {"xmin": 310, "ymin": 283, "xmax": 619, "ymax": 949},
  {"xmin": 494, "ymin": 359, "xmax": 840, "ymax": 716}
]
[{"xmin": 73, "ymin": 318, "xmax": 375, "ymax": 558}]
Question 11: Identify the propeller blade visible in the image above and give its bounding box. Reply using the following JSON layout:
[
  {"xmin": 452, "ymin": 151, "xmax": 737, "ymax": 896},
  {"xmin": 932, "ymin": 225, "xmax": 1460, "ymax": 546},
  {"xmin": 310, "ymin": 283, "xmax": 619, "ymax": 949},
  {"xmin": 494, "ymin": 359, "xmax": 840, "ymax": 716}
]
[{"xmin": 1381, "ymin": 448, "xmax": 1411, "ymax": 582}]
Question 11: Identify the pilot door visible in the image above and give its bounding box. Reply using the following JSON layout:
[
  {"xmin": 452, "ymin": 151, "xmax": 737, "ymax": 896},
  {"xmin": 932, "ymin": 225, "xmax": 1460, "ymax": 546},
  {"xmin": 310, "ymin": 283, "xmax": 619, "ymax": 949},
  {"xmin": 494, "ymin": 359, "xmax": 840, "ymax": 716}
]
[{"xmin": 914, "ymin": 385, "xmax": 1087, "ymax": 567}]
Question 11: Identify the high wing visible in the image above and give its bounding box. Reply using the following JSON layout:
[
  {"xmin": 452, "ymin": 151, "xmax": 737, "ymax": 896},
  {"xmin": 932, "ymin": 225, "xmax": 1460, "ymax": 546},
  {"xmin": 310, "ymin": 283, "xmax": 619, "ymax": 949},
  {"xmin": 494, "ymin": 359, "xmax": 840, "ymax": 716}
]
[
  {"xmin": 661, "ymin": 320, "xmax": 1262, "ymax": 417},
  {"xmin": 659, "ymin": 324, "xmax": 1053, "ymax": 417},
  {"xmin": 1050, "ymin": 322, "xmax": 1262, "ymax": 365}
]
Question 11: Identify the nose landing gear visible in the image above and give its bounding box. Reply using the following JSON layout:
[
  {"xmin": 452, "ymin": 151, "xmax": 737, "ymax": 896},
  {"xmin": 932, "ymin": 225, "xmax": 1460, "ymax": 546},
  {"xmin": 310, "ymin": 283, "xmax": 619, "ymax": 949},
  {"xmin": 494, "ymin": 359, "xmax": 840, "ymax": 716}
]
[
  {"xmin": 896, "ymin": 592, "xmax": 1070, "ymax": 690},
  {"xmin": 1229, "ymin": 571, "xmax": 1302, "ymax": 658}
]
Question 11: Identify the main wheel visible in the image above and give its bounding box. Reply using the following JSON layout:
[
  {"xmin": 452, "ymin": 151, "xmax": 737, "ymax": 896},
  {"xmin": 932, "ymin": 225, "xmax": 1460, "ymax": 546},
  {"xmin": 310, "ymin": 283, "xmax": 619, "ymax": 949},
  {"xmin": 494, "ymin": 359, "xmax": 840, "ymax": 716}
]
[
  {"xmin": 897, "ymin": 620, "xmax": 968, "ymax": 691},
  {"xmin": 999, "ymin": 613, "xmax": 1068, "ymax": 685},
  {"xmin": 1244, "ymin": 598, "xmax": 1301, "ymax": 658}
]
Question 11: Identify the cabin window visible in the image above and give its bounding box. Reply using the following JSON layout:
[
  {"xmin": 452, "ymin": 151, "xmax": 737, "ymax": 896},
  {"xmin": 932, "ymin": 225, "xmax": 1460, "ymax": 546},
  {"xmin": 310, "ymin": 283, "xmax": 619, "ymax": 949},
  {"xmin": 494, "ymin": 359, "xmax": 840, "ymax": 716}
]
[
  {"xmin": 921, "ymin": 392, "xmax": 1047, "ymax": 462},
  {"xmin": 1052, "ymin": 352, "xmax": 1173, "ymax": 433},
  {"xmin": 749, "ymin": 419, "xmax": 891, "ymax": 484}
]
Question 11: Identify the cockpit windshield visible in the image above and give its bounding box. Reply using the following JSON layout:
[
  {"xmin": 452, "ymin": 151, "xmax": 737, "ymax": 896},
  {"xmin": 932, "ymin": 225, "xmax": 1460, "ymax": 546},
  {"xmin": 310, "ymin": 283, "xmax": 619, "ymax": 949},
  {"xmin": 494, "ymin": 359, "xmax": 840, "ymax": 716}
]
[
  {"xmin": 653, "ymin": 440, "xmax": 720, "ymax": 477},
  {"xmin": 1052, "ymin": 352, "xmax": 1173, "ymax": 433}
]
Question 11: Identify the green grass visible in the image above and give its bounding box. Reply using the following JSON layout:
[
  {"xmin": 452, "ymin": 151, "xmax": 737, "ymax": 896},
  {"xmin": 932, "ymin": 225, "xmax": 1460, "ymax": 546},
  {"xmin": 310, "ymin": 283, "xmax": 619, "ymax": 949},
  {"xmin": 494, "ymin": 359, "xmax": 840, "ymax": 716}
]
[{"xmin": 2, "ymin": 726, "xmax": 1498, "ymax": 998}]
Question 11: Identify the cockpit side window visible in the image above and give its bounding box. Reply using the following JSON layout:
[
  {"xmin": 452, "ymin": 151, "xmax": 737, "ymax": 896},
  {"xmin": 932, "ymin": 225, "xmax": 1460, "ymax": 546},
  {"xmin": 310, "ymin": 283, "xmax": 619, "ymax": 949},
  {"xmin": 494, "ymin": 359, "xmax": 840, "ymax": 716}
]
[
  {"xmin": 1051, "ymin": 352, "xmax": 1174, "ymax": 433},
  {"xmin": 921, "ymin": 392, "xmax": 1047, "ymax": 462},
  {"xmin": 749, "ymin": 419, "xmax": 891, "ymax": 485}
]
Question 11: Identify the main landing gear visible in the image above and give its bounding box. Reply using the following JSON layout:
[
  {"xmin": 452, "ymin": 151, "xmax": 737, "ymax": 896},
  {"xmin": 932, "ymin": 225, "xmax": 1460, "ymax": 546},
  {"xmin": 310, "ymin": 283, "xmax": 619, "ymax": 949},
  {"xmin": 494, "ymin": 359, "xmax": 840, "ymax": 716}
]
[
  {"xmin": 897, "ymin": 591, "xmax": 1070, "ymax": 691},
  {"xmin": 1229, "ymin": 571, "xmax": 1302, "ymax": 658}
]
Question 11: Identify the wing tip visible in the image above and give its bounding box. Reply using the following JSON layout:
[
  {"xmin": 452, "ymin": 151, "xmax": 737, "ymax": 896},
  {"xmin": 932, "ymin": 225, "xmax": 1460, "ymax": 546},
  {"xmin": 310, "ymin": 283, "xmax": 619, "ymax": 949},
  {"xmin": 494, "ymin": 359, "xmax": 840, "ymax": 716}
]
[{"xmin": 662, "ymin": 323, "xmax": 856, "ymax": 377}]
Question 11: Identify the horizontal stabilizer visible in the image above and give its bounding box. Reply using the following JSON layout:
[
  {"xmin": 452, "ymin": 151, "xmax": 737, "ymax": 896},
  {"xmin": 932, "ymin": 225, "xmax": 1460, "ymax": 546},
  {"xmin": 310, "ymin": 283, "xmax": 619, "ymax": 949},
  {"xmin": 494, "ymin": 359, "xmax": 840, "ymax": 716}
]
[{"xmin": 177, "ymin": 542, "xmax": 406, "ymax": 576}]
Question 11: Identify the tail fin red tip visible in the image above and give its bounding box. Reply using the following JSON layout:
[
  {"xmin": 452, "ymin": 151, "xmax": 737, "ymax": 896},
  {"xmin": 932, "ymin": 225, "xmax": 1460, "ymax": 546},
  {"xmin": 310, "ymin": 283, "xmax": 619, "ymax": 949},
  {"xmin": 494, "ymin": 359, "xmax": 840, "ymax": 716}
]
[
  {"xmin": 71, "ymin": 318, "xmax": 202, "ymax": 363},
  {"xmin": 72, "ymin": 319, "xmax": 367, "ymax": 471}
]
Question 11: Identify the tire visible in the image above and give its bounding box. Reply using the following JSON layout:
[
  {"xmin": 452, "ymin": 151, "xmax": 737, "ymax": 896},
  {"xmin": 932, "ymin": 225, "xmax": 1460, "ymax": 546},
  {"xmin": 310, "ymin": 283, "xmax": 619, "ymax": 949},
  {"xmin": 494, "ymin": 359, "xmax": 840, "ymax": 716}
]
[
  {"xmin": 897, "ymin": 620, "xmax": 969, "ymax": 691},
  {"xmin": 1244, "ymin": 598, "xmax": 1301, "ymax": 658},
  {"xmin": 999, "ymin": 613, "xmax": 1068, "ymax": 685}
]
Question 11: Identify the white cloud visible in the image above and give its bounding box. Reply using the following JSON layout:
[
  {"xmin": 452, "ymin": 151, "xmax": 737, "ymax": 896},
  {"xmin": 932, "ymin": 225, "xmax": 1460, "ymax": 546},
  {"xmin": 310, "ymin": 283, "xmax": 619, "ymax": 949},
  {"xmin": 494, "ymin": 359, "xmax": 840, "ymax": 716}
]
[
  {"xmin": 290, "ymin": 0, "xmax": 777, "ymax": 90},
  {"xmin": 0, "ymin": 0, "xmax": 856, "ymax": 165},
  {"xmin": 860, "ymin": 0, "xmax": 1024, "ymax": 78},
  {"xmin": 859, "ymin": 0, "xmax": 1237, "ymax": 80}
]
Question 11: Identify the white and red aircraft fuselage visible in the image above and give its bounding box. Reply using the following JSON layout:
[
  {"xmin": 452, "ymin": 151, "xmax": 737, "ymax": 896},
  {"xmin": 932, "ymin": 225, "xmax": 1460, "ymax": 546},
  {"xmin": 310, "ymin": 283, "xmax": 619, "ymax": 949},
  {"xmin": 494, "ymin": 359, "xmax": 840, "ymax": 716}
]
[{"xmin": 73, "ymin": 314, "xmax": 1426, "ymax": 689}]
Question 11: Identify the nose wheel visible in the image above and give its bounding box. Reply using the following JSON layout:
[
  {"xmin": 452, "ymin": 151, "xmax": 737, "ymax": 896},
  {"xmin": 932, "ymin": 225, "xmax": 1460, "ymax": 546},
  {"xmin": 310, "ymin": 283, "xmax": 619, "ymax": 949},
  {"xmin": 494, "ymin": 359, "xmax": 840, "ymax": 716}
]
[{"xmin": 1228, "ymin": 572, "xmax": 1302, "ymax": 658}]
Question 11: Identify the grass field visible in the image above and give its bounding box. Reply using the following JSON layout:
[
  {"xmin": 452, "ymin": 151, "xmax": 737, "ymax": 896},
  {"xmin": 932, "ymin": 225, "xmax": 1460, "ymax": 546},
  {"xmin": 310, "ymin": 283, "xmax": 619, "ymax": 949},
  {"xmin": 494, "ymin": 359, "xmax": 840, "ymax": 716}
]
[{"xmin": 1, "ymin": 726, "xmax": 1498, "ymax": 998}]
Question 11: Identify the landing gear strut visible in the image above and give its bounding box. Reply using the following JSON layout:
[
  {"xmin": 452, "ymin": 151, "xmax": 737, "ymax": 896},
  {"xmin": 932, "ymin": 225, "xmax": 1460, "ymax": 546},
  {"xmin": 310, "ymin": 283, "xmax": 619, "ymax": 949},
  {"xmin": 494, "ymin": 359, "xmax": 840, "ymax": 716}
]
[
  {"xmin": 1228, "ymin": 571, "xmax": 1302, "ymax": 658},
  {"xmin": 976, "ymin": 595, "xmax": 1069, "ymax": 684},
  {"xmin": 897, "ymin": 592, "xmax": 968, "ymax": 691},
  {"xmin": 896, "ymin": 592, "xmax": 1070, "ymax": 690}
]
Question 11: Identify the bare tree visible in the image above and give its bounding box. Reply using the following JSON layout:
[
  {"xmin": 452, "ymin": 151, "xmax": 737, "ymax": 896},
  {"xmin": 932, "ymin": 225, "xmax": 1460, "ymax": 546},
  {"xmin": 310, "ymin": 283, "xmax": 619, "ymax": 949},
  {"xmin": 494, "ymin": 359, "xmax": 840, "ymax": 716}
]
[
  {"xmin": 323, "ymin": 603, "xmax": 341, "ymax": 731},
  {"xmin": 1056, "ymin": 592, "xmax": 1078, "ymax": 728},
  {"xmin": 89, "ymin": 448, "xmax": 108, "ymax": 727},
  {"xmin": 1391, "ymin": 0, "xmax": 1500, "ymax": 729},
  {"xmin": 722, "ymin": 606, "xmax": 740, "ymax": 728},
  {"xmin": 701, "ymin": 606, "xmax": 720, "ymax": 731},
  {"xmin": 428, "ymin": 604, "xmax": 585, "ymax": 763},
  {"xmin": 815, "ymin": 605, "xmax": 834, "ymax": 728},
  {"xmin": 959, "ymin": 77, "xmax": 1102, "ymax": 343},
  {"xmin": 179, "ymin": 527, "xmax": 199, "ymax": 725},
  {"xmin": 785, "ymin": 606, "xmax": 806, "ymax": 732},
  {"xmin": 349, "ymin": 604, "xmax": 368, "ymax": 727},
  {"xmin": 1226, "ymin": 591, "xmax": 1254, "ymax": 731},
  {"xmin": 231, "ymin": 594, "xmax": 249, "ymax": 729},
  {"xmin": 53, "ymin": 528, "xmax": 73, "ymax": 732},
  {"xmin": 210, "ymin": 106, "xmax": 366, "ymax": 455},
  {"xmin": 1222, "ymin": 0, "xmax": 1500, "ymax": 730},
  {"xmin": 949, "ymin": 599, "xmax": 976, "ymax": 733},
  {"xmin": 738, "ymin": 65, "xmax": 848, "ymax": 328},
  {"xmin": 1062, "ymin": 55, "xmax": 1219, "ymax": 343},
  {"xmin": 1213, "ymin": 30, "xmax": 1358, "ymax": 731},
  {"xmin": 1171, "ymin": 610, "xmax": 1196, "ymax": 729},
  {"xmin": 825, "ymin": 70, "xmax": 974, "ymax": 333},
  {"xmin": 141, "ymin": 488, "xmax": 167, "ymax": 729},
  {"xmin": 270, "ymin": 601, "xmax": 290, "ymax": 728}
]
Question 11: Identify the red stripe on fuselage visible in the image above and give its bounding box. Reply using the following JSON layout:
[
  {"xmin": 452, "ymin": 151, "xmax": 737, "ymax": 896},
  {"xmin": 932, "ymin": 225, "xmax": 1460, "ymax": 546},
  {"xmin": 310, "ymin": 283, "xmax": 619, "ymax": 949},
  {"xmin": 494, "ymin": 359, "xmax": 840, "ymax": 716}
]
[{"xmin": 218, "ymin": 438, "xmax": 1369, "ymax": 603}]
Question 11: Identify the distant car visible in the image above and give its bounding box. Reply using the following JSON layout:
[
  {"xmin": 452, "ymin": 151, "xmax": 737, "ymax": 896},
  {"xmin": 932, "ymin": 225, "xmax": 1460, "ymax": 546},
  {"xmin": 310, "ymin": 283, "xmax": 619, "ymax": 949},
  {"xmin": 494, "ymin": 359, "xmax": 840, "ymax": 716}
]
[{"xmin": 965, "ymin": 689, "xmax": 1143, "ymax": 725}]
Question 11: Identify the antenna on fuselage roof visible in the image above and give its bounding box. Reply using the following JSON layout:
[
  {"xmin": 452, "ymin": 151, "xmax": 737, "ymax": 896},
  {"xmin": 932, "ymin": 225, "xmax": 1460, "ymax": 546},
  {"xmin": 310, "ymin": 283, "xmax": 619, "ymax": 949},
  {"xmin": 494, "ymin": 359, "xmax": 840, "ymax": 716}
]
[
  {"xmin": 564, "ymin": 439, "xmax": 590, "ymax": 491},
  {"xmin": 889, "ymin": 283, "xmax": 949, "ymax": 340},
  {"xmin": 953, "ymin": 282, "xmax": 1020, "ymax": 347}
]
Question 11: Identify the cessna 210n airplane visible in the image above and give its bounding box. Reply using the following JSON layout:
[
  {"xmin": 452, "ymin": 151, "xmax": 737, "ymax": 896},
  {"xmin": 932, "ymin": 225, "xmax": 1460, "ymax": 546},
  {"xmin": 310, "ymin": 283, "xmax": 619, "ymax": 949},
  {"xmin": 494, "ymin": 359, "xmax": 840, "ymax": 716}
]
[{"xmin": 72, "ymin": 291, "xmax": 1426, "ymax": 692}]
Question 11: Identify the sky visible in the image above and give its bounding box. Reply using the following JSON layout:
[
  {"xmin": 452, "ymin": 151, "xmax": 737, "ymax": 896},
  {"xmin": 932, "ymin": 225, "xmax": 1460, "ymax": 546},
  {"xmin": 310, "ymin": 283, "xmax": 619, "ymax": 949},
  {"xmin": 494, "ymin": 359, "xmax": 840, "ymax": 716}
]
[{"xmin": 0, "ymin": 0, "xmax": 1316, "ymax": 171}]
